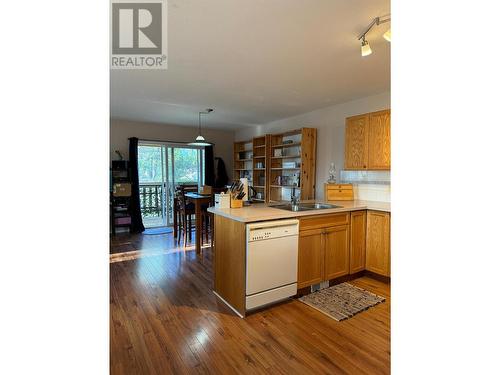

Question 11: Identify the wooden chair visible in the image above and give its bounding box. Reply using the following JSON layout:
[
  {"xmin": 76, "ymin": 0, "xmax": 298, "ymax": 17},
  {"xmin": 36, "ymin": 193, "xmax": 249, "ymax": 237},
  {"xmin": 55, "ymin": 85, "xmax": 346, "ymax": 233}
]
[
  {"xmin": 201, "ymin": 193, "xmax": 217, "ymax": 248},
  {"xmin": 201, "ymin": 187, "xmax": 226, "ymax": 247},
  {"xmin": 174, "ymin": 185, "xmax": 196, "ymax": 240},
  {"xmin": 176, "ymin": 189, "xmax": 195, "ymax": 246}
]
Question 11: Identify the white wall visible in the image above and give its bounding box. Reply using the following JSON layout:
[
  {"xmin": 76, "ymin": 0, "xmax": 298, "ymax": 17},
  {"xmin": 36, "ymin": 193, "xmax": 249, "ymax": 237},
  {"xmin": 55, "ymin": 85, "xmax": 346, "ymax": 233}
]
[
  {"xmin": 235, "ymin": 92, "xmax": 391, "ymax": 199},
  {"xmin": 110, "ymin": 118, "xmax": 234, "ymax": 173}
]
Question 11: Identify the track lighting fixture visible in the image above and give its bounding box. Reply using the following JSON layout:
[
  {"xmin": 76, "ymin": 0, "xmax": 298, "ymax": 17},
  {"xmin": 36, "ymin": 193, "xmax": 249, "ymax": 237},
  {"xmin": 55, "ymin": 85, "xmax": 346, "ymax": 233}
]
[
  {"xmin": 358, "ymin": 14, "xmax": 391, "ymax": 57},
  {"xmin": 361, "ymin": 38, "xmax": 372, "ymax": 57},
  {"xmin": 383, "ymin": 29, "xmax": 391, "ymax": 42}
]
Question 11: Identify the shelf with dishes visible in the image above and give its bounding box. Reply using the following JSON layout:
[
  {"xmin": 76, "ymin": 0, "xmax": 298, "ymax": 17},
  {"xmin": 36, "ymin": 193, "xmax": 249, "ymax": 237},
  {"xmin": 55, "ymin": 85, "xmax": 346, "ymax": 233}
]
[
  {"xmin": 233, "ymin": 128, "xmax": 316, "ymax": 203},
  {"xmin": 233, "ymin": 139, "xmax": 254, "ymax": 182},
  {"xmin": 271, "ymin": 142, "xmax": 301, "ymax": 148},
  {"xmin": 271, "ymin": 155, "xmax": 301, "ymax": 160}
]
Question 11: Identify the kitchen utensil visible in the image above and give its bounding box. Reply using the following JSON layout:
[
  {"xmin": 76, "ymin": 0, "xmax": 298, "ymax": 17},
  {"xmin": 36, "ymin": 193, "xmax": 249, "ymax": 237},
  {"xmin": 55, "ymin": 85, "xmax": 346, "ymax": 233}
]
[{"xmin": 249, "ymin": 186, "xmax": 257, "ymax": 200}]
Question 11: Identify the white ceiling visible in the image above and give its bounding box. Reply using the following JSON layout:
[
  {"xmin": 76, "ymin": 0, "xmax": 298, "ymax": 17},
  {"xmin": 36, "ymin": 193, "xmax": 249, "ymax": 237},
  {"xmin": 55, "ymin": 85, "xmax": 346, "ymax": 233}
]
[{"xmin": 111, "ymin": 0, "xmax": 391, "ymax": 130}]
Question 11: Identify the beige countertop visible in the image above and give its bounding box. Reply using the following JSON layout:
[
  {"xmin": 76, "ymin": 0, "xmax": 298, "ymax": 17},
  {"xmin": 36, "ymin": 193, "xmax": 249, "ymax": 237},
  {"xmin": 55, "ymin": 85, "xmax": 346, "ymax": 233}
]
[{"xmin": 207, "ymin": 200, "xmax": 390, "ymax": 223}]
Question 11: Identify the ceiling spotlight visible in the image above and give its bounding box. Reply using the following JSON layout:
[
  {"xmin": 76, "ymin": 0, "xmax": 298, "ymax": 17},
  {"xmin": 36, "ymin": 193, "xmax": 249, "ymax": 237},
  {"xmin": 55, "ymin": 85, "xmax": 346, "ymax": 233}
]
[
  {"xmin": 383, "ymin": 29, "xmax": 391, "ymax": 42},
  {"xmin": 357, "ymin": 14, "xmax": 390, "ymax": 56},
  {"xmin": 361, "ymin": 38, "xmax": 372, "ymax": 57}
]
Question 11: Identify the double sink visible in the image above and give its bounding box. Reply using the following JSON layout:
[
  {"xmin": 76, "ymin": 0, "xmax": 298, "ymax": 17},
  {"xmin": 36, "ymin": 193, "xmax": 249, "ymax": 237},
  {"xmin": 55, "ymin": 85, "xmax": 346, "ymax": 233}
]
[{"xmin": 271, "ymin": 202, "xmax": 343, "ymax": 212}]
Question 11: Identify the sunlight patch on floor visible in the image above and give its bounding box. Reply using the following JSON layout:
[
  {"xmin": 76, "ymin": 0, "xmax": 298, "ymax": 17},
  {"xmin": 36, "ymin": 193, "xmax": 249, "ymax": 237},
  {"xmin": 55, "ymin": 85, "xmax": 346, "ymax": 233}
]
[{"xmin": 110, "ymin": 243, "xmax": 212, "ymax": 263}]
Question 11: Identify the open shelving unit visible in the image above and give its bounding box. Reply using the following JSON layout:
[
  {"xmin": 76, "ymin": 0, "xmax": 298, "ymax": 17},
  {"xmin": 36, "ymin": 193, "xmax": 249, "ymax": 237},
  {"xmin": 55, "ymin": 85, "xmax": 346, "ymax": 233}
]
[
  {"xmin": 233, "ymin": 139, "xmax": 253, "ymax": 183},
  {"xmin": 233, "ymin": 128, "xmax": 316, "ymax": 203},
  {"xmin": 269, "ymin": 128, "xmax": 316, "ymax": 203},
  {"xmin": 251, "ymin": 135, "xmax": 270, "ymax": 202}
]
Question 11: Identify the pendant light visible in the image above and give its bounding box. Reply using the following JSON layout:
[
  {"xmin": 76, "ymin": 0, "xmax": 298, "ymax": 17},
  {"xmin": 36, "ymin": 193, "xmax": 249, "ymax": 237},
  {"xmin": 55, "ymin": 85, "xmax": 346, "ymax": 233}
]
[{"xmin": 188, "ymin": 108, "xmax": 214, "ymax": 146}]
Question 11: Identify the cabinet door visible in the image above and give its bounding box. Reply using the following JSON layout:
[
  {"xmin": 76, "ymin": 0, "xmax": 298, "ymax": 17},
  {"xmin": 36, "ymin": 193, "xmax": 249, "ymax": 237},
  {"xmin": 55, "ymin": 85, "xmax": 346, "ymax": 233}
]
[
  {"xmin": 324, "ymin": 225, "xmax": 350, "ymax": 280},
  {"xmin": 298, "ymin": 228, "xmax": 324, "ymax": 289},
  {"xmin": 368, "ymin": 110, "xmax": 391, "ymax": 170},
  {"xmin": 344, "ymin": 114, "xmax": 369, "ymax": 170},
  {"xmin": 366, "ymin": 211, "xmax": 391, "ymax": 276},
  {"xmin": 350, "ymin": 211, "xmax": 366, "ymax": 274}
]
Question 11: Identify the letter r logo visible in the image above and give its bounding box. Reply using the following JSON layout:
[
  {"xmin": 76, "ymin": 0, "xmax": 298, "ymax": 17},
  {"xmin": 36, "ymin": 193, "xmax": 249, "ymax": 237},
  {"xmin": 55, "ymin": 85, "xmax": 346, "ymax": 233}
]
[{"xmin": 112, "ymin": 3, "xmax": 162, "ymax": 54}]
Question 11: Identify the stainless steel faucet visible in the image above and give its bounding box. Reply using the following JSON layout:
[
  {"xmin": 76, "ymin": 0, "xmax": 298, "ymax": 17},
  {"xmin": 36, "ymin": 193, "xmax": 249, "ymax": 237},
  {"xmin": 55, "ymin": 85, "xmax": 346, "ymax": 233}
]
[{"xmin": 291, "ymin": 186, "xmax": 299, "ymax": 206}]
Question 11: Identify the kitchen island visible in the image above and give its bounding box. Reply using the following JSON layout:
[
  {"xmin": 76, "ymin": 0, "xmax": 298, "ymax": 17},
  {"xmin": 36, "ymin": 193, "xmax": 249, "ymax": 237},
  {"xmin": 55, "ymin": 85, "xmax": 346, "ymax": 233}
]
[{"xmin": 208, "ymin": 200, "xmax": 391, "ymax": 317}]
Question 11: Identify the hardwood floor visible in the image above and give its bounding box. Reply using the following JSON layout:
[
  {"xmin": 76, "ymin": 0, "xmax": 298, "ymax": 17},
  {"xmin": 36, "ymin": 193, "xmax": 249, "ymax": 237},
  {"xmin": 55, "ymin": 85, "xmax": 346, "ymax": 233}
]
[{"xmin": 110, "ymin": 233, "xmax": 390, "ymax": 374}]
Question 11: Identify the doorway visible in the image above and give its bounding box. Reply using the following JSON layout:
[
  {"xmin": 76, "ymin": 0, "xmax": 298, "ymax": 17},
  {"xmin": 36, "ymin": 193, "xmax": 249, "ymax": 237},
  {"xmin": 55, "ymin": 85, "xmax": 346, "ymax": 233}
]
[{"xmin": 138, "ymin": 142, "xmax": 205, "ymax": 228}]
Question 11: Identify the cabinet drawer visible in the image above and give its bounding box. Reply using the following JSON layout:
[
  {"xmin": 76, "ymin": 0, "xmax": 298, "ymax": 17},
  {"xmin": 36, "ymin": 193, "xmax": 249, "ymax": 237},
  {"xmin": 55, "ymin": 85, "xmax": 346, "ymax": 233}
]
[
  {"xmin": 300, "ymin": 213, "xmax": 349, "ymax": 231},
  {"xmin": 324, "ymin": 183, "xmax": 354, "ymax": 201},
  {"xmin": 326, "ymin": 189, "xmax": 354, "ymax": 201},
  {"xmin": 326, "ymin": 184, "xmax": 352, "ymax": 190}
]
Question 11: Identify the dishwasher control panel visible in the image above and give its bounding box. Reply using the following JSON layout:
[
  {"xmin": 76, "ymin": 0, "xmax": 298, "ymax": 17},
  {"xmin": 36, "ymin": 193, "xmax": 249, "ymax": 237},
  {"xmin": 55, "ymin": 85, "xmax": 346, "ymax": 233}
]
[
  {"xmin": 249, "ymin": 230, "xmax": 273, "ymax": 241},
  {"xmin": 247, "ymin": 219, "xmax": 299, "ymax": 242}
]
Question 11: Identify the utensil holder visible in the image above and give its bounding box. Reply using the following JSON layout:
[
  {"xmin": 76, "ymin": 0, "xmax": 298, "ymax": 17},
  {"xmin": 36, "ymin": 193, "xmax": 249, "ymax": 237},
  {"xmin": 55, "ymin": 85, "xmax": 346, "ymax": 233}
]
[{"xmin": 230, "ymin": 199, "xmax": 243, "ymax": 208}]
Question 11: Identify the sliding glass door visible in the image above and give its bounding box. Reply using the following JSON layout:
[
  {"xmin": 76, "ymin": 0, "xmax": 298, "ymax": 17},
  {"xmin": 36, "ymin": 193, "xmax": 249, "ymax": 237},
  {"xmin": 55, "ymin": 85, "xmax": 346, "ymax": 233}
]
[{"xmin": 138, "ymin": 142, "xmax": 204, "ymax": 228}]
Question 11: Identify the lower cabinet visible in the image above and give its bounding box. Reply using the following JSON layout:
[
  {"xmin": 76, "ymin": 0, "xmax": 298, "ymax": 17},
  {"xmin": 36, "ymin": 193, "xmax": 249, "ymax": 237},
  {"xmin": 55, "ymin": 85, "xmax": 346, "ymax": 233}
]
[
  {"xmin": 366, "ymin": 210, "xmax": 391, "ymax": 276},
  {"xmin": 324, "ymin": 225, "xmax": 350, "ymax": 280},
  {"xmin": 350, "ymin": 210, "xmax": 367, "ymax": 274},
  {"xmin": 297, "ymin": 213, "xmax": 350, "ymax": 289},
  {"xmin": 298, "ymin": 229, "xmax": 324, "ymax": 289},
  {"xmin": 297, "ymin": 210, "xmax": 390, "ymax": 288}
]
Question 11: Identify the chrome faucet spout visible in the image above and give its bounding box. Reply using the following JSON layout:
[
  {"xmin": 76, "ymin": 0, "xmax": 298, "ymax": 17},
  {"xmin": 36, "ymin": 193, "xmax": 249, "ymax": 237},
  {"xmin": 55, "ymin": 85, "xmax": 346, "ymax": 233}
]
[{"xmin": 291, "ymin": 186, "xmax": 299, "ymax": 206}]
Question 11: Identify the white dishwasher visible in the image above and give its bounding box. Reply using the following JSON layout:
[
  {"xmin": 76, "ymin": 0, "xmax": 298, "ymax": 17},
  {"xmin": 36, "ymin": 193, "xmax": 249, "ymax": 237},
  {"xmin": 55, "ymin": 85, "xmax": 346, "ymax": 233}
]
[{"xmin": 246, "ymin": 219, "xmax": 299, "ymax": 310}]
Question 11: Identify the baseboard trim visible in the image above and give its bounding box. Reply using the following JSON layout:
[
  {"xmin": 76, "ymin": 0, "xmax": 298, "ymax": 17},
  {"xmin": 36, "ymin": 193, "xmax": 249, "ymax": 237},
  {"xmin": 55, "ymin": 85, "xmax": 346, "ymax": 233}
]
[
  {"xmin": 364, "ymin": 270, "xmax": 391, "ymax": 284},
  {"xmin": 295, "ymin": 270, "xmax": 390, "ymax": 297},
  {"xmin": 213, "ymin": 291, "xmax": 245, "ymax": 318}
]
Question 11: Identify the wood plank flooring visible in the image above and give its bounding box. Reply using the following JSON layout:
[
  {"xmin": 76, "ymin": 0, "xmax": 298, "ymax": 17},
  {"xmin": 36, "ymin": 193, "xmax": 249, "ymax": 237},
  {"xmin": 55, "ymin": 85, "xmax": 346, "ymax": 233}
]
[{"xmin": 110, "ymin": 233, "xmax": 390, "ymax": 374}]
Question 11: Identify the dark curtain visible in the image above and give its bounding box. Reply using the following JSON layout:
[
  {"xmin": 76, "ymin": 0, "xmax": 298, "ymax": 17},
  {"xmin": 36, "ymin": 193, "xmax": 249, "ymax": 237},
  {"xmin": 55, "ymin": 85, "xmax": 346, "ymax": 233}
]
[
  {"xmin": 128, "ymin": 137, "xmax": 145, "ymax": 233},
  {"xmin": 214, "ymin": 157, "xmax": 229, "ymax": 188},
  {"xmin": 204, "ymin": 146, "xmax": 215, "ymax": 186}
]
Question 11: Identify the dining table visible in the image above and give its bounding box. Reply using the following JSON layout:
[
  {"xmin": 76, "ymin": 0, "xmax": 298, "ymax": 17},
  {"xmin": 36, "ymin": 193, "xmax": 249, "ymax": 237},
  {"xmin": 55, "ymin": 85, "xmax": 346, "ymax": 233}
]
[{"xmin": 183, "ymin": 192, "xmax": 212, "ymax": 254}]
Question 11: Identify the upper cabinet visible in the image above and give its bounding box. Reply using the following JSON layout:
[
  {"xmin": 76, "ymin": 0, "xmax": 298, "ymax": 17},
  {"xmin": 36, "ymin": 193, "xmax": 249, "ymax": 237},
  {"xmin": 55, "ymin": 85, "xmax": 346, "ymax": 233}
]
[
  {"xmin": 368, "ymin": 110, "xmax": 391, "ymax": 170},
  {"xmin": 344, "ymin": 114, "xmax": 370, "ymax": 170},
  {"xmin": 344, "ymin": 109, "xmax": 391, "ymax": 170}
]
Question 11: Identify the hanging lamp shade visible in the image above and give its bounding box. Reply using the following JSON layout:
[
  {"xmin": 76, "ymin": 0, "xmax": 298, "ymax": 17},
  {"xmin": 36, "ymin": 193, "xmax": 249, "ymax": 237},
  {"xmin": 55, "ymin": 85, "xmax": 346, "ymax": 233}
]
[{"xmin": 188, "ymin": 109, "xmax": 214, "ymax": 146}]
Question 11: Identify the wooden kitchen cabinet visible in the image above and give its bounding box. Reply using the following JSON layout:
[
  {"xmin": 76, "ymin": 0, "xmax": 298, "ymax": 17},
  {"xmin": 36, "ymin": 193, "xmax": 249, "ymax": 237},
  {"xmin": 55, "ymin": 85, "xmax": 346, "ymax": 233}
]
[
  {"xmin": 344, "ymin": 109, "xmax": 390, "ymax": 170},
  {"xmin": 324, "ymin": 225, "xmax": 350, "ymax": 280},
  {"xmin": 298, "ymin": 213, "xmax": 350, "ymax": 288},
  {"xmin": 368, "ymin": 110, "xmax": 391, "ymax": 170},
  {"xmin": 350, "ymin": 210, "xmax": 366, "ymax": 274},
  {"xmin": 344, "ymin": 114, "xmax": 369, "ymax": 170},
  {"xmin": 366, "ymin": 210, "xmax": 391, "ymax": 276},
  {"xmin": 298, "ymin": 228, "xmax": 324, "ymax": 289}
]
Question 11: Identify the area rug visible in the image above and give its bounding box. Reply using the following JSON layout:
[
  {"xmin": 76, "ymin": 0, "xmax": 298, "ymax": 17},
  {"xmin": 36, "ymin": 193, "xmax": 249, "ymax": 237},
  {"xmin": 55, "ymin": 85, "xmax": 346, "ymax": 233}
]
[
  {"xmin": 298, "ymin": 282, "xmax": 385, "ymax": 321},
  {"xmin": 143, "ymin": 227, "xmax": 173, "ymax": 235}
]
